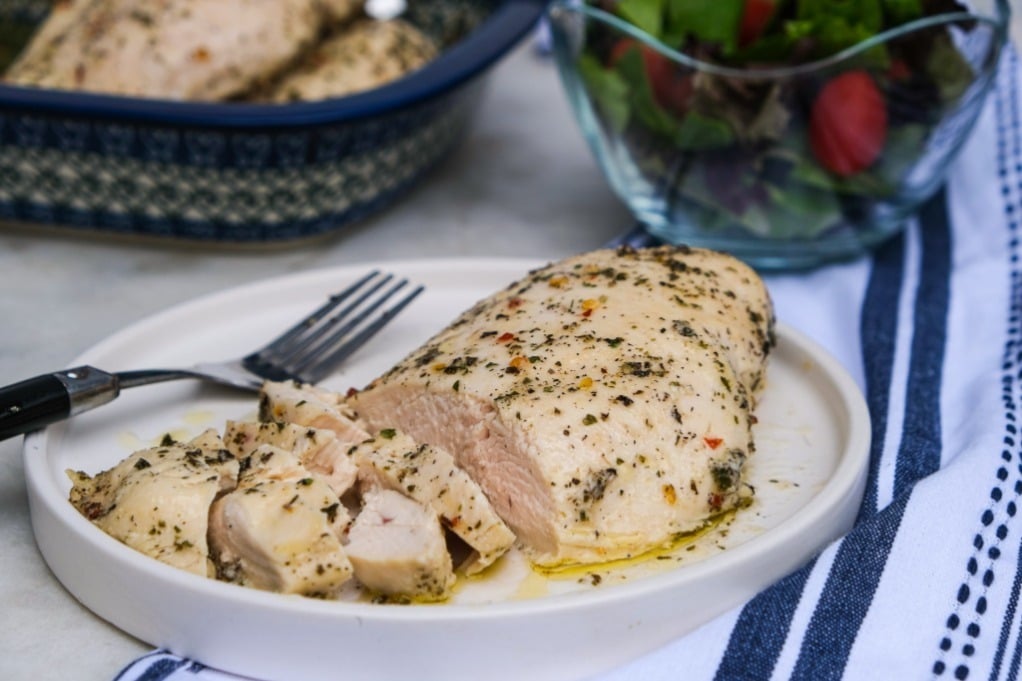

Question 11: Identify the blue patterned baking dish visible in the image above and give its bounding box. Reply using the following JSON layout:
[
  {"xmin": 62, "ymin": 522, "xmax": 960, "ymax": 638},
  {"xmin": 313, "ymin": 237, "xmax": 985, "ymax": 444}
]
[{"xmin": 0, "ymin": 0, "xmax": 547, "ymax": 242}]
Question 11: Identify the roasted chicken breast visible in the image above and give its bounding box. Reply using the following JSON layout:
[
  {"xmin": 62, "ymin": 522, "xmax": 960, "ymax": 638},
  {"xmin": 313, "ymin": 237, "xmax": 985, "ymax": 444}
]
[
  {"xmin": 5, "ymin": 0, "xmax": 362, "ymax": 100},
  {"xmin": 350, "ymin": 245, "xmax": 775, "ymax": 567},
  {"xmin": 263, "ymin": 18, "xmax": 438, "ymax": 102}
]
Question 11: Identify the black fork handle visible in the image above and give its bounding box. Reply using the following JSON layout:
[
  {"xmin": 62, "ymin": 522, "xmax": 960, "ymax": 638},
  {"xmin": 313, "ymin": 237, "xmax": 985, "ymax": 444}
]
[{"xmin": 0, "ymin": 366, "xmax": 120, "ymax": 442}]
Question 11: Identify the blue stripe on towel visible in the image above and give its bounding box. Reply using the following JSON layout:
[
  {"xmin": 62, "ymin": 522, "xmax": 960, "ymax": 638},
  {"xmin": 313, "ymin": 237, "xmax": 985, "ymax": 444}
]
[
  {"xmin": 712, "ymin": 559, "xmax": 818, "ymax": 681},
  {"xmin": 712, "ymin": 204, "xmax": 914, "ymax": 678},
  {"xmin": 789, "ymin": 187, "xmax": 953, "ymax": 679},
  {"xmin": 113, "ymin": 651, "xmax": 189, "ymax": 681},
  {"xmin": 894, "ymin": 189, "xmax": 952, "ymax": 492},
  {"xmin": 790, "ymin": 494, "xmax": 911, "ymax": 681},
  {"xmin": 856, "ymin": 225, "xmax": 907, "ymax": 520}
]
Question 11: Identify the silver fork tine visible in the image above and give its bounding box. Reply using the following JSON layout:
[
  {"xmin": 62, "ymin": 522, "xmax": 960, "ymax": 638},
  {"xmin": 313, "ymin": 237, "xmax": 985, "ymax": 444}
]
[
  {"xmin": 297, "ymin": 282, "xmax": 425, "ymax": 383},
  {"xmin": 265, "ymin": 273, "xmax": 395, "ymax": 367},
  {"xmin": 259, "ymin": 270, "xmax": 382, "ymax": 356},
  {"xmin": 285, "ymin": 277, "xmax": 408, "ymax": 373}
]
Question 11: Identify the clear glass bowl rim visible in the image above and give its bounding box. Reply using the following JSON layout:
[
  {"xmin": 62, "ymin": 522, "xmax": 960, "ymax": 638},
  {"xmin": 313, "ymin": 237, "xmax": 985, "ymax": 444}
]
[{"xmin": 549, "ymin": 0, "xmax": 1011, "ymax": 80}]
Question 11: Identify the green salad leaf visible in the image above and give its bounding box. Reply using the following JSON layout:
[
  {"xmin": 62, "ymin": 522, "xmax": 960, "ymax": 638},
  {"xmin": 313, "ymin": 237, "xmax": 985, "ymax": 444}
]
[
  {"xmin": 578, "ymin": 54, "xmax": 631, "ymax": 133},
  {"xmin": 662, "ymin": 0, "xmax": 745, "ymax": 52},
  {"xmin": 615, "ymin": 0, "xmax": 666, "ymax": 38}
]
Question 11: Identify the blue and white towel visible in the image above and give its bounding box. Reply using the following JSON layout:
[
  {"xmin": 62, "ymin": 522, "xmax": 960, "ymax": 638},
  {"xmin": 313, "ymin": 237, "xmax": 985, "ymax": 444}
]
[{"xmin": 117, "ymin": 48, "xmax": 1022, "ymax": 681}]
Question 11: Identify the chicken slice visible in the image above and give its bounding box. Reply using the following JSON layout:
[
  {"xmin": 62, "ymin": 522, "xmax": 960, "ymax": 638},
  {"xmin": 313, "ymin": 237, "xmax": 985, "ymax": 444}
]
[
  {"xmin": 224, "ymin": 420, "xmax": 358, "ymax": 498},
  {"xmin": 260, "ymin": 380, "xmax": 369, "ymax": 444},
  {"xmin": 351, "ymin": 428, "xmax": 515, "ymax": 574},
  {"xmin": 67, "ymin": 430, "xmax": 238, "ymax": 577},
  {"xmin": 208, "ymin": 445, "xmax": 353, "ymax": 596},
  {"xmin": 5, "ymin": 0, "xmax": 334, "ymax": 100},
  {"xmin": 350, "ymin": 245, "xmax": 774, "ymax": 567},
  {"xmin": 345, "ymin": 488, "xmax": 454, "ymax": 602},
  {"xmin": 264, "ymin": 18, "xmax": 438, "ymax": 103}
]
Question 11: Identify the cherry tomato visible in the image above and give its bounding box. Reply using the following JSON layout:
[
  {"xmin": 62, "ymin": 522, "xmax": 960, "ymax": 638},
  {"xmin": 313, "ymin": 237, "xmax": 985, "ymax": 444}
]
[
  {"xmin": 739, "ymin": 0, "xmax": 776, "ymax": 47},
  {"xmin": 809, "ymin": 70, "xmax": 888, "ymax": 177},
  {"xmin": 608, "ymin": 39, "xmax": 692, "ymax": 116}
]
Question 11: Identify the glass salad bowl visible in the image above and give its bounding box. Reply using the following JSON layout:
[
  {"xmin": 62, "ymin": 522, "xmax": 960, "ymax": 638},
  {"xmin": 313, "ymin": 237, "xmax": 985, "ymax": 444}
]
[{"xmin": 548, "ymin": 0, "xmax": 1010, "ymax": 270}]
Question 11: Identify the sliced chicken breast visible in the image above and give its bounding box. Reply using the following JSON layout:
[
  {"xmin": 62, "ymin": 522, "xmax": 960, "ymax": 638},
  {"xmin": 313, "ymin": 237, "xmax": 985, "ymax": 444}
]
[
  {"xmin": 260, "ymin": 380, "xmax": 369, "ymax": 444},
  {"xmin": 350, "ymin": 245, "xmax": 775, "ymax": 567},
  {"xmin": 351, "ymin": 428, "xmax": 515, "ymax": 574},
  {"xmin": 345, "ymin": 488, "xmax": 455, "ymax": 602},
  {"xmin": 67, "ymin": 430, "xmax": 238, "ymax": 577},
  {"xmin": 208, "ymin": 445, "xmax": 353, "ymax": 596},
  {"xmin": 224, "ymin": 420, "xmax": 358, "ymax": 499}
]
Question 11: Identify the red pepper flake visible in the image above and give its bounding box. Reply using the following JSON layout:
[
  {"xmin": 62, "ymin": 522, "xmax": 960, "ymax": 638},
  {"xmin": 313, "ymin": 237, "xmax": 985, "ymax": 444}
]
[
  {"xmin": 508, "ymin": 297, "xmax": 524, "ymax": 309},
  {"xmin": 497, "ymin": 332, "xmax": 515, "ymax": 343},
  {"xmin": 708, "ymin": 492, "xmax": 724, "ymax": 512},
  {"xmin": 345, "ymin": 387, "xmax": 359, "ymax": 398},
  {"xmin": 704, "ymin": 436, "xmax": 723, "ymax": 449}
]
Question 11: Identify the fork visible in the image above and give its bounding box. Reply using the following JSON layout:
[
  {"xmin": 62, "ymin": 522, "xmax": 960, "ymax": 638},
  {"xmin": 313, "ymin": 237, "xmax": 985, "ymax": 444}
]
[{"xmin": 0, "ymin": 271, "xmax": 423, "ymax": 442}]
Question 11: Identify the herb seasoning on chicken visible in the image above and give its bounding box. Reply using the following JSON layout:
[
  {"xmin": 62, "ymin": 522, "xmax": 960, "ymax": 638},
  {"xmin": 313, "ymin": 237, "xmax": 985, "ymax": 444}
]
[{"xmin": 350, "ymin": 245, "xmax": 775, "ymax": 567}]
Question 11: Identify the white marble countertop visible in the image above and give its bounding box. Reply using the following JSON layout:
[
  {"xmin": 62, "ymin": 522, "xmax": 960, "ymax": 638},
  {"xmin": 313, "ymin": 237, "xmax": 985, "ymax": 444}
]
[{"xmin": 0, "ymin": 42, "xmax": 632, "ymax": 680}]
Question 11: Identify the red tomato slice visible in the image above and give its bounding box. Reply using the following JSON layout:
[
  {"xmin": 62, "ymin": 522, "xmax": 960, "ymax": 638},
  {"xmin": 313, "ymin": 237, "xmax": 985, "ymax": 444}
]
[
  {"xmin": 608, "ymin": 39, "xmax": 692, "ymax": 116},
  {"xmin": 739, "ymin": 0, "xmax": 775, "ymax": 47},
  {"xmin": 809, "ymin": 70, "xmax": 888, "ymax": 177}
]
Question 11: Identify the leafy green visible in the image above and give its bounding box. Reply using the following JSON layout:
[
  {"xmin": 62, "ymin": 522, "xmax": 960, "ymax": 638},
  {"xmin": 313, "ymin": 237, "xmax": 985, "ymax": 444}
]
[
  {"xmin": 795, "ymin": 0, "xmax": 884, "ymax": 33},
  {"xmin": 663, "ymin": 0, "xmax": 745, "ymax": 52},
  {"xmin": 616, "ymin": 0, "xmax": 666, "ymax": 38},
  {"xmin": 578, "ymin": 54, "xmax": 631, "ymax": 133},
  {"xmin": 925, "ymin": 32, "xmax": 976, "ymax": 101},
  {"xmin": 675, "ymin": 112, "xmax": 735, "ymax": 149}
]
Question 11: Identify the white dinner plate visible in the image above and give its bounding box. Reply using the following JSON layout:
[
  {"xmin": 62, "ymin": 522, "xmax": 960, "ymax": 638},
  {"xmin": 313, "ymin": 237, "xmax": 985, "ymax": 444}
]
[{"xmin": 24, "ymin": 258, "xmax": 870, "ymax": 681}]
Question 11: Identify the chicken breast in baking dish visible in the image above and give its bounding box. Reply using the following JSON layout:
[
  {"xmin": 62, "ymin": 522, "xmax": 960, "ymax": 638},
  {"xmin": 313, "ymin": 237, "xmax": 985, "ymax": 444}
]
[
  {"xmin": 5, "ymin": 0, "xmax": 363, "ymax": 100},
  {"xmin": 350, "ymin": 245, "xmax": 775, "ymax": 567},
  {"xmin": 262, "ymin": 18, "xmax": 438, "ymax": 102}
]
